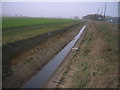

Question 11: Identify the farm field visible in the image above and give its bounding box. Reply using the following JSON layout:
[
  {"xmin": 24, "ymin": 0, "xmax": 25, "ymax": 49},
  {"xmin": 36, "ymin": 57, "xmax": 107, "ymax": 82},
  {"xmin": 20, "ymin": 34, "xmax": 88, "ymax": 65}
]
[
  {"xmin": 3, "ymin": 17, "xmax": 81, "ymax": 45},
  {"xmin": 2, "ymin": 17, "xmax": 80, "ymax": 29}
]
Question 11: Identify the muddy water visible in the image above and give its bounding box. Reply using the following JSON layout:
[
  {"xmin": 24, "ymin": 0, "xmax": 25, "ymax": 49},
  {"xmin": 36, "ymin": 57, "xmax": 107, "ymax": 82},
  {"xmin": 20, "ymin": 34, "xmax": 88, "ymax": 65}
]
[{"xmin": 22, "ymin": 25, "xmax": 86, "ymax": 88}]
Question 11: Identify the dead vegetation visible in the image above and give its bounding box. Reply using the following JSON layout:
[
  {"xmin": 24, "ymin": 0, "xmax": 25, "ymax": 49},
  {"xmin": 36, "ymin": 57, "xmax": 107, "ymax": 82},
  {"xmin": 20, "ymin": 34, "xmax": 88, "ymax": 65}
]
[{"xmin": 46, "ymin": 21, "xmax": 118, "ymax": 88}]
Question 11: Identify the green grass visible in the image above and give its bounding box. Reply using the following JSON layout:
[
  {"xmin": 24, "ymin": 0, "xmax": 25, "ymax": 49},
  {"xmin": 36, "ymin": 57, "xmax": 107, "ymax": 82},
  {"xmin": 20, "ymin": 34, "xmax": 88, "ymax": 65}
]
[
  {"xmin": 2, "ymin": 17, "xmax": 82, "ymax": 45},
  {"xmin": 2, "ymin": 17, "xmax": 79, "ymax": 29},
  {"xmin": 72, "ymin": 61, "xmax": 90, "ymax": 88}
]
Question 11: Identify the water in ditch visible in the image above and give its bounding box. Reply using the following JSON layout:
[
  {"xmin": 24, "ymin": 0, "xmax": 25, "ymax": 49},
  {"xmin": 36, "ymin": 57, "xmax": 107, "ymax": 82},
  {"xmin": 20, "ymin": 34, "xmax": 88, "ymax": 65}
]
[{"xmin": 22, "ymin": 25, "xmax": 86, "ymax": 88}]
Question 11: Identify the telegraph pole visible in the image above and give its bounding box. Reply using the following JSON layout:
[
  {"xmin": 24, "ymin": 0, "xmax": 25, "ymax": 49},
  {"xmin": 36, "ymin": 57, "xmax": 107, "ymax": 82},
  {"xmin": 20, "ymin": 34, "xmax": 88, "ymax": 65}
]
[
  {"xmin": 103, "ymin": 2, "xmax": 106, "ymax": 21},
  {"xmin": 97, "ymin": 8, "xmax": 99, "ymax": 14}
]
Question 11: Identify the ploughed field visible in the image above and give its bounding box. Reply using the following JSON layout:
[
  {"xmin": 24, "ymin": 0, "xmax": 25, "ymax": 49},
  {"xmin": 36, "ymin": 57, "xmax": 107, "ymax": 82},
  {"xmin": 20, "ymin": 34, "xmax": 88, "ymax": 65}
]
[{"xmin": 3, "ymin": 17, "xmax": 80, "ymax": 45}]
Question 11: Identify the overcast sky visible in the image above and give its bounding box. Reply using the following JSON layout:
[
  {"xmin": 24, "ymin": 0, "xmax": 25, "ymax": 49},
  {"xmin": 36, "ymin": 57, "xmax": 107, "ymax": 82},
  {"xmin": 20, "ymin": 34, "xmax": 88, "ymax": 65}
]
[{"xmin": 2, "ymin": 2, "xmax": 118, "ymax": 18}]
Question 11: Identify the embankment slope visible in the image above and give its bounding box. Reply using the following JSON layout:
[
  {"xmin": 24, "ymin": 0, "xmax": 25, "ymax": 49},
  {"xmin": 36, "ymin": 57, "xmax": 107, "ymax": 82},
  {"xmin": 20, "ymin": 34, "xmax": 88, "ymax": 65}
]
[
  {"xmin": 3, "ymin": 22, "xmax": 85, "ymax": 88},
  {"xmin": 45, "ymin": 21, "xmax": 118, "ymax": 88}
]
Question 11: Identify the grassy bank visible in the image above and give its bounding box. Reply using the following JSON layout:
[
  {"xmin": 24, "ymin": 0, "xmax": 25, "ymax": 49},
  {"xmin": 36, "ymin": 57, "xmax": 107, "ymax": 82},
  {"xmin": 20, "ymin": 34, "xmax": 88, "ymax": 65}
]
[
  {"xmin": 2, "ymin": 22, "xmax": 85, "ymax": 88},
  {"xmin": 60, "ymin": 21, "xmax": 118, "ymax": 88}
]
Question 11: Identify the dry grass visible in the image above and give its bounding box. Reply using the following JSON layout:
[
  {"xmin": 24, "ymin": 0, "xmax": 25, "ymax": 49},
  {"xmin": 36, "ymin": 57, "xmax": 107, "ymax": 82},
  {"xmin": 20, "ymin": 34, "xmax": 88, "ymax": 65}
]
[{"xmin": 60, "ymin": 21, "xmax": 118, "ymax": 88}]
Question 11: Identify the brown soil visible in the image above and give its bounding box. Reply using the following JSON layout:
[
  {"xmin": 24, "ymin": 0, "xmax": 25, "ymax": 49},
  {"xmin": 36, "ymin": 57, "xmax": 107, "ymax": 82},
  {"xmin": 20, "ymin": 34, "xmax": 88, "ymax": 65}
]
[
  {"xmin": 2, "ymin": 22, "xmax": 85, "ymax": 88},
  {"xmin": 45, "ymin": 21, "xmax": 118, "ymax": 88}
]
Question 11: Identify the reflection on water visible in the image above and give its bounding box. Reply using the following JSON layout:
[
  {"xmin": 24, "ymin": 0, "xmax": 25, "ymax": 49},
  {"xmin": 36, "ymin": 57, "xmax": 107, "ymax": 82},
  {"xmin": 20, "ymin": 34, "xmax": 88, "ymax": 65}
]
[{"xmin": 22, "ymin": 25, "xmax": 86, "ymax": 88}]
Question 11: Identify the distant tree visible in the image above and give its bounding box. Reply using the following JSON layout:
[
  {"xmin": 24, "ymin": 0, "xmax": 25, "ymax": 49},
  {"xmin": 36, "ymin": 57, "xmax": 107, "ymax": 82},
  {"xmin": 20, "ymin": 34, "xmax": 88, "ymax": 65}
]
[
  {"xmin": 82, "ymin": 14, "xmax": 118, "ymax": 23},
  {"xmin": 82, "ymin": 14, "xmax": 104, "ymax": 21},
  {"xmin": 20, "ymin": 14, "xmax": 23, "ymax": 17},
  {"xmin": 15, "ymin": 14, "xmax": 18, "ymax": 17},
  {"xmin": 74, "ymin": 16, "xmax": 79, "ymax": 19}
]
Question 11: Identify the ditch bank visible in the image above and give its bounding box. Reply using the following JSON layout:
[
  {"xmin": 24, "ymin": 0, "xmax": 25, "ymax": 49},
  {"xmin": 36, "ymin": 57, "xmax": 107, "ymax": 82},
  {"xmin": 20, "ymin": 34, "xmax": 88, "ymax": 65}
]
[
  {"xmin": 3, "ymin": 22, "xmax": 84, "ymax": 63},
  {"xmin": 3, "ymin": 22, "xmax": 85, "ymax": 88},
  {"xmin": 45, "ymin": 21, "xmax": 118, "ymax": 88}
]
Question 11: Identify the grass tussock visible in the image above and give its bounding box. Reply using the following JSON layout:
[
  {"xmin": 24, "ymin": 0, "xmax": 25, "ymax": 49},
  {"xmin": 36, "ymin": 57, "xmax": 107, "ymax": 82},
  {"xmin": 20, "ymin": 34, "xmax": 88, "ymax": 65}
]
[{"xmin": 62, "ymin": 21, "xmax": 118, "ymax": 88}]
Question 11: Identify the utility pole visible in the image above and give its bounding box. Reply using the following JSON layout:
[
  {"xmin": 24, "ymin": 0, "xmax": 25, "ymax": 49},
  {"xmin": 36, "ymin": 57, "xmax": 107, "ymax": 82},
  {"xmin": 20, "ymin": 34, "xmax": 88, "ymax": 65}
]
[
  {"xmin": 103, "ymin": 2, "xmax": 106, "ymax": 21},
  {"xmin": 97, "ymin": 8, "xmax": 99, "ymax": 15}
]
